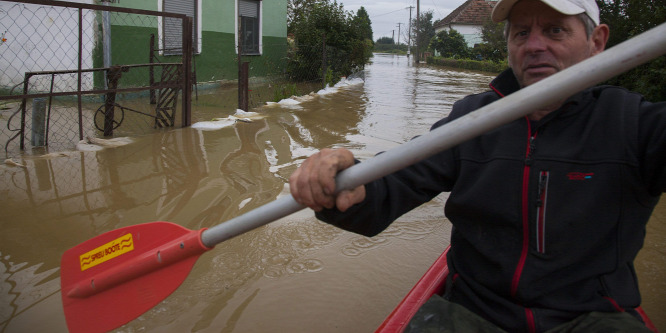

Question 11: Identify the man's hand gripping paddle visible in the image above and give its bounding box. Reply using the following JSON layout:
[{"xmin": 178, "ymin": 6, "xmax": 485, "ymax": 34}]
[{"xmin": 60, "ymin": 23, "xmax": 666, "ymax": 333}]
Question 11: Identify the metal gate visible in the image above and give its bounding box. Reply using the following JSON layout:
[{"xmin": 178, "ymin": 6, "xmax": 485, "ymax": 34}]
[{"xmin": 0, "ymin": 0, "xmax": 192, "ymax": 156}]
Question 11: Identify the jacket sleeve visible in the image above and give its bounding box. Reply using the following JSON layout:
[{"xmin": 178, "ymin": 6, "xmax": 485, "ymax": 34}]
[
  {"xmin": 639, "ymin": 98, "xmax": 666, "ymax": 196},
  {"xmin": 315, "ymin": 117, "xmax": 459, "ymax": 237}
]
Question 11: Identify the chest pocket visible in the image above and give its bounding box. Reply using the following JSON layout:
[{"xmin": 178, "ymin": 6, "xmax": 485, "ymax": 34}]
[{"xmin": 529, "ymin": 89, "xmax": 641, "ymax": 260}]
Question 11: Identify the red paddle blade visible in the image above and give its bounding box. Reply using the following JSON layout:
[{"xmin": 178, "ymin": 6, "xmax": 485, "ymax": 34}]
[{"xmin": 60, "ymin": 221, "xmax": 212, "ymax": 333}]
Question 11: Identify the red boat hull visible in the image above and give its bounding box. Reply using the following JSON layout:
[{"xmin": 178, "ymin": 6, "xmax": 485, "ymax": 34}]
[
  {"xmin": 376, "ymin": 246, "xmax": 658, "ymax": 333},
  {"xmin": 375, "ymin": 247, "xmax": 449, "ymax": 332}
]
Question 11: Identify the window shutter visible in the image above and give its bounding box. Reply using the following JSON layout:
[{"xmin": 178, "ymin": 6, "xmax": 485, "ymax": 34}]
[
  {"xmin": 163, "ymin": 0, "xmax": 197, "ymax": 55},
  {"xmin": 239, "ymin": 0, "xmax": 258, "ymax": 18}
]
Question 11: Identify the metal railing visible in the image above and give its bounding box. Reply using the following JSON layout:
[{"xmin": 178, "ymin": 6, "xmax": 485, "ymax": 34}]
[{"xmin": 0, "ymin": 0, "xmax": 192, "ymax": 156}]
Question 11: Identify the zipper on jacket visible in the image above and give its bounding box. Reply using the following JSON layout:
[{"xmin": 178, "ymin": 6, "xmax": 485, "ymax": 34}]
[
  {"xmin": 536, "ymin": 171, "xmax": 549, "ymax": 254},
  {"xmin": 514, "ymin": 120, "xmax": 538, "ymax": 333},
  {"xmin": 525, "ymin": 308, "xmax": 537, "ymax": 333},
  {"xmin": 525, "ymin": 136, "xmax": 536, "ymax": 166},
  {"xmin": 513, "ymin": 125, "xmax": 537, "ymax": 297}
]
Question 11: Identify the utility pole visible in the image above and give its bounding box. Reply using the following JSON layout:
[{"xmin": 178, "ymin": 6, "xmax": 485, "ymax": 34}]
[
  {"xmin": 397, "ymin": 23, "xmax": 402, "ymax": 45},
  {"xmin": 407, "ymin": 6, "xmax": 414, "ymax": 58},
  {"xmin": 392, "ymin": 30, "xmax": 395, "ymax": 44},
  {"xmin": 415, "ymin": 0, "xmax": 420, "ymax": 65}
]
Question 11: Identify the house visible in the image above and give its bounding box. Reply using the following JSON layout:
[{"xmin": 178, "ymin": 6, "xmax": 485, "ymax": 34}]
[
  {"xmin": 0, "ymin": 0, "xmax": 287, "ymax": 90},
  {"xmin": 434, "ymin": 0, "xmax": 497, "ymax": 48},
  {"xmin": 113, "ymin": 0, "xmax": 288, "ymax": 85}
]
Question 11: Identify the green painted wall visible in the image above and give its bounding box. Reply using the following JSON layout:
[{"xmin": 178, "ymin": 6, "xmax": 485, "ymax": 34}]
[
  {"xmin": 106, "ymin": 0, "xmax": 287, "ymax": 86},
  {"xmin": 109, "ymin": 25, "xmax": 155, "ymax": 87},
  {"xmin": 106, "ymin": 0, "xmax": 287, "ymax": 35},
  {"xmin": 109, "ymin": 26, "xmax": 287, "ymax": 86},
  {"xmin": 262, "ymin": 1, "xmax": 287, "ymax": 38},
  {"xmin": 202, "ymin": 1, "xmax": 234, "ymax": 33}
]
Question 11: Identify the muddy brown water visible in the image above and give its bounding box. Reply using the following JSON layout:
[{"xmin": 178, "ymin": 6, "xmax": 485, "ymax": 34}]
[{"xmin": 1, "ymin": 53, "xmax": 663, "ymax": 332}]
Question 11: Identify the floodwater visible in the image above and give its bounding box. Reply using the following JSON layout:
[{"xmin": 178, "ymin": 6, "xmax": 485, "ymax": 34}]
[{"xmin": 1, "ymin": 53, "xmax": 664, "ymax": 332}]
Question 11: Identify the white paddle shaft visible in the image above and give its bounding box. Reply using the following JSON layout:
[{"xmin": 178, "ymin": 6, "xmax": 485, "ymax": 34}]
[{"xmin": 201, "ymin": 23, "xmax": 666, "ymax": 248}]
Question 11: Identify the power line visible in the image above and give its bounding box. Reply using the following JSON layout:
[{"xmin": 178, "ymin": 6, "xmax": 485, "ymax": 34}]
[
  {"xmin": 373, "ymin": 7, "xmax": 408, "ymax": 18},
  {"xmin": 430, "ymin": 0, "xmax": 445, "ymax": 18}
]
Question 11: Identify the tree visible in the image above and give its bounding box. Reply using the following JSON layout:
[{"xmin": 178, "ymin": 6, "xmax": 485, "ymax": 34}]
[
  {"xmin": 475, "ymin": 19, "xmax": 506, "ymax": 62},
  {"xmin": 411, "ymin": 10, "xmax": 436, "ymax": 58},
  {"xmin": 288, "ymin": 0, "xmax": 328, "ymax": 32},
  {"xmin": 353, "ymin": 6, "xmax": 373, "ymax": 43},
  {"xmin": 430, "ymin": 29, "xmax": 469, "ymax": 58},
  {"xmin": 351, "ymin": 6, "xmax": 374, "ymax": 62},
  {"xmin": 597, "ymin": 0, "xmax": 665, "ymax": 101},
  {"xmin": 376, "ymin": 37, "xmax": 394, "ymax": 44},
  {"xmin": 287, "ymin": 0, "xmax": 372, "ymax": 83}
]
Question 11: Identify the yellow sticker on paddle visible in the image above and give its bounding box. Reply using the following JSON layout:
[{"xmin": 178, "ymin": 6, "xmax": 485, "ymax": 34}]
[{"xmin": 79, "ymin": 233, "xmax": 134, "ymax": 271}]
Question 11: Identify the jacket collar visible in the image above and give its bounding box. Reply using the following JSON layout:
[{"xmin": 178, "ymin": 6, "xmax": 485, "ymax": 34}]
[
  {"xmin": 489, "ymin": 68, "xmax": 588, "ymax": 119},
  {"xmin": 489, "ymin": 69, "xmax": 521, "ymax": 98},
  {"xmin": 489, "ymin": 68, "xmax": 589, "ymax": 104}
]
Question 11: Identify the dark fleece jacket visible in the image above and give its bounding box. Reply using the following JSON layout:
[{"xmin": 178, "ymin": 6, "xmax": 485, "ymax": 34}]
[{"xmin": 316, "ymin": 69, "xmax": 666, "ymax": 332}]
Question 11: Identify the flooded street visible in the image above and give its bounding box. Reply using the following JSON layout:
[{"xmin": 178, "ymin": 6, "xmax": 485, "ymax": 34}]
[{"xmin": 1, "ymin": 53, "xmax": 663, "ymax": 332}]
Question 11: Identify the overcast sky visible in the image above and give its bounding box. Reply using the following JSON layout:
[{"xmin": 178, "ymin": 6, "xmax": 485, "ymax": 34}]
[{"xmin": 337, "ymin": 0, "xmax": 468, "ymax": 43}]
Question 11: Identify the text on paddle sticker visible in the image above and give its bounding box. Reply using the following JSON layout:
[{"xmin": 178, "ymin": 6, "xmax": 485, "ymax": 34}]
[{"xmin": 79, "ymin": 233, "xmax": 134, "ymax": 271}]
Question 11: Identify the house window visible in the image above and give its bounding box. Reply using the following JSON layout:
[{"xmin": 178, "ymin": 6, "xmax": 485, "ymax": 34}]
[
  {"xmin": 162, "ymin": 0, "xmax": 200, "ymax": 55},
  {"xmin": 239, "ymin": 0, "xmax": 261, "ymax": 55}
]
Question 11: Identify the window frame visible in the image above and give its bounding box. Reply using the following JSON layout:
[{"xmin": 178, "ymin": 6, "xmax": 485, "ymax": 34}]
[{"xmin": 236, "ymin": 0, "xmax": 262, "ymax": 56}]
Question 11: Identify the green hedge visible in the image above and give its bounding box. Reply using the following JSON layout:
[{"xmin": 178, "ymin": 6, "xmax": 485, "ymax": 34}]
[
  {"xmin": 373, "ymin": 44, "xmax": 409, "ymax": 54},
  {"xmin": 427, "ymin": 56, "xmax": 507, "ymax": 74}
]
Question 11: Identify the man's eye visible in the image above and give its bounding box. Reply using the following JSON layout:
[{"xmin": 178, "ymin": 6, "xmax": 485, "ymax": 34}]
[{"xmin": 550, "ymin": 27, "xmax": 563, "ymax": 34}]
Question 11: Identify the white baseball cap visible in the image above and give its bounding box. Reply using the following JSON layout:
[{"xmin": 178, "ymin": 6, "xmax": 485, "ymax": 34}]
[{"xmin": 491, "ymin": 0, "xmax": 600, "ymax": 26}]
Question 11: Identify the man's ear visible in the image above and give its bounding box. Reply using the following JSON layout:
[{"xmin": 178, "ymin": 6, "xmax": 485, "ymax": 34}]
[{"xmin": 591, "ymin": 24, "xmax": 610, "ymax": 56}]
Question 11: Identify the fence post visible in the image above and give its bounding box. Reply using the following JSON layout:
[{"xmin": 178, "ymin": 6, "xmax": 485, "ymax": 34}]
[
  {"xmin": 104, "ymin": 67, "xmax": 121, "ymax": 137},
  {"xmin": 149, "ymin": 34, "xmax": 156, "ymax": 104},
  {"xmin": 78, "ymin": 8, "xmax": 84, "ymax": 141},
  {"xmin": 182, "ymin": 16, "xmax": 192, "ymax": 127},
  {"xmin": 19, "ymin": 73, "xmax": 31, "ymax": 150},
  {"xmin": 322, "ymin": 33, "xmax": 327, "ymax": 89},
  {"xmin": 237, "ymin": 8, "xmax": 245, "ymax": 111},
  {"xmin": 239, "ymin": 62, "xmax": 249, "ymax": 111},
  {"xmin": 31, "ymin": 98, "xmax": 47, "ymax": 146},
  {"xmin": 102, "ymin": 2, "xmax": 112, "ymax": 79}
]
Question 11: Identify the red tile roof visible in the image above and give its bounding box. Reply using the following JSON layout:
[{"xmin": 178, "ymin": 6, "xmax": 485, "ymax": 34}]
[{"xmin": 435, "ymin": 0, "xmax": 497, "ymax": 28}]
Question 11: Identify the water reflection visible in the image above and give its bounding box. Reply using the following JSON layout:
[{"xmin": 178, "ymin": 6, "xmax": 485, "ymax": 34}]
[
  {"xmin": 354, "ymin": 54, "xmax": 493, "ymax": 155},
  {"xmin": 191, "ymin": 120, "xmax": 286, "ymax": 228},
  {"xmin": 0, "ymin": 253, "xmax": 60, "ymax": 332},
  {"xmin": 153, "ymin": 129, "xmax": 210, "ymax": 224}
]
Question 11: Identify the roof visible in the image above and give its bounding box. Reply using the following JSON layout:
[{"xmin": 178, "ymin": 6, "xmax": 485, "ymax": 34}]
[{"xmin": 435, "ymin": 0, "xmax": 496, "ymax": 28}]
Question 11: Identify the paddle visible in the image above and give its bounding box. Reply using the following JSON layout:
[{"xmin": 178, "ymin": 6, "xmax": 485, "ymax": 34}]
[{"xmin": 61, "ymin": 22, "xmax": 666, "ymax": 333}]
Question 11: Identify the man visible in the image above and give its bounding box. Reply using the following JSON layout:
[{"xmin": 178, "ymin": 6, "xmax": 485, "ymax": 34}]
[{"xmin": 289, "ymin": 0, "xmax": 665, "ymax": 331}]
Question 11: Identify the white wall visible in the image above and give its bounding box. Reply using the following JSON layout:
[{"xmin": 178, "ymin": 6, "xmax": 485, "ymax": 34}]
[
  {"xmin": 0, "ymin": 1, "xmax": 96, "ymax": 91},
  {"xmin": 436, "ymin": 24, "xmax": 483, "ymax": 48}
]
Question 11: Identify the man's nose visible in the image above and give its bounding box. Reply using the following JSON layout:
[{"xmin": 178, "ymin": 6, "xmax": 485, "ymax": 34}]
[{"xmin": 525, "ymin": 32, "xmax": 548, "ymax": 53}]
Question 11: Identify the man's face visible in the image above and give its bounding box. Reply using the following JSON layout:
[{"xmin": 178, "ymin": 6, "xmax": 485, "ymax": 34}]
[{"xmin": 507, "ymin": 0, "xmax": 598, "ymax": 87}]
